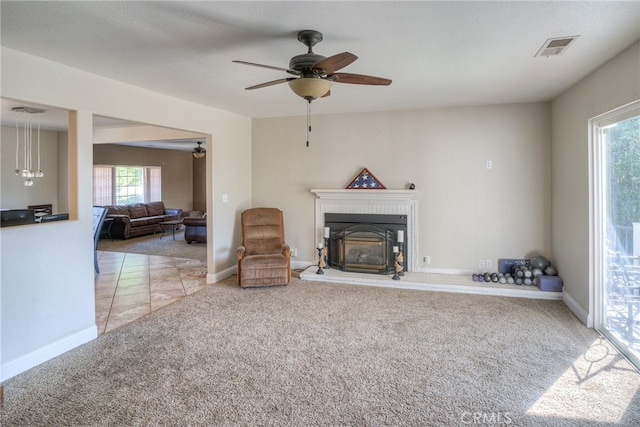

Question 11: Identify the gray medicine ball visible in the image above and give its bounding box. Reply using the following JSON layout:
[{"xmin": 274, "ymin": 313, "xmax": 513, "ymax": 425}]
[{"xmin": 530, "ymin": 256, "xmax": 550, "ymax": 270}]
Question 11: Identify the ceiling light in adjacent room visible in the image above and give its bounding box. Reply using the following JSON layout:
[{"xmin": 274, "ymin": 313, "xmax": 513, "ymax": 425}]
[
  {"xmin": 193, "ymin": 141, "xmax": 206, "ymax": 159},
  {"xmin": 12, "ymin": 106, "xmax": 46, "ymax": 187}
]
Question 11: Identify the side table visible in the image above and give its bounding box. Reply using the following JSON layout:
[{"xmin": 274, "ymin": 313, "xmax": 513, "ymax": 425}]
[{"xmin": 159, "ymin": 219, "xmax": 184, "ymax": 240}]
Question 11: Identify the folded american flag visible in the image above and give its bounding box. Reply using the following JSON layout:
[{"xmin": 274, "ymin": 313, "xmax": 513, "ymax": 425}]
[{"xmin": 345, "ymin": 168, "xmax": 386, "ymax": 189}]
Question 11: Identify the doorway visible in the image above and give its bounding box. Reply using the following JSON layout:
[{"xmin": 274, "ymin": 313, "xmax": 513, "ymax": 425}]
[
  {"xmin": 92, "ymin": 116, "xmax": 210, "ymax": 334},
  {"xmin": 591, "ymin": 100, "xmax": 640, "ymax": 369}
]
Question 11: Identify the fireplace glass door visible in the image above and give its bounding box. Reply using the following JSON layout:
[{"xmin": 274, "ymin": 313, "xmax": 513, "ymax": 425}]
[{"xmin": 331, "ymin": 224, "xmax": 393, "ymax": 274}]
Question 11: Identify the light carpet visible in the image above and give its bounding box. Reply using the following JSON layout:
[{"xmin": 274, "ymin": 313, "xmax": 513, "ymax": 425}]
[
  {"xmin": 97, "ymin": 228, "xmax": 206, "ymax": 264},
  {"xmin": 2, "ymin": 277, "xmax": 639, "ymax": 426}
]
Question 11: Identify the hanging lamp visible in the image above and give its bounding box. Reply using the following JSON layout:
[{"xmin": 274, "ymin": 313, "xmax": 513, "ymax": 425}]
[
  {"xmin": 12, "ymin": 106, "xmax": 46, "ymax": 187},
  {"xmin": 192, "ymin": 141, "xmax": 206, "ymax": 159}
]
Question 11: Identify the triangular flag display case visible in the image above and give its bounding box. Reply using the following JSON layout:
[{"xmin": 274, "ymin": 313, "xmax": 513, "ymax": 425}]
[{"xmin": 345, "ymin": 168, "xmax": 387, "ymax": 189}]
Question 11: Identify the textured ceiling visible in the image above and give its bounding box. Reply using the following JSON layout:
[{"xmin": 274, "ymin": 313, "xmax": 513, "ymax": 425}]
[{"xmin": 1, "ymin": 1, "xmax": 638, "ymax": 127}]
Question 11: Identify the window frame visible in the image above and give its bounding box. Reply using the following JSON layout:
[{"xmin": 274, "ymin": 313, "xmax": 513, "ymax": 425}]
[
  {"xmin": 93, "ymin": 165, "xmax": 161, "ymax": 206},
  {"xmin": 589, "ymin": 99, "xmax": 640, "ymax": 370}
]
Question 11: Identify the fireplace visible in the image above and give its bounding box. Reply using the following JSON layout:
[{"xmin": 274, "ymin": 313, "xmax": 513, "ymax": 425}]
[
  {"xmin": 312, "ymin": 189, "xmax": 418, "ymax": 272},
  {"xmin": 326, "ymin": 213, "xmax": 407, "ymax": 274}
]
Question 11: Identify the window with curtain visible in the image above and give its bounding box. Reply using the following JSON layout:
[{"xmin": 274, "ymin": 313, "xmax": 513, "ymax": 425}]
[{"xmin": 93, "ymin": 165, "xmax": 161, "ymax": 206}]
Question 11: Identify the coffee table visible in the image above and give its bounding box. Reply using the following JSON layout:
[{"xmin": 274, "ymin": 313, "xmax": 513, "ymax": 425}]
[{"xmin": 159, "ymin": 219, "xmax": 183, "ymax": 240}]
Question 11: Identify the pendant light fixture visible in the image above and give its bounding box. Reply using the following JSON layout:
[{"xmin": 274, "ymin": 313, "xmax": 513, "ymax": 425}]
[
  {"xmin": 192, "ymin": 141, "xmax": 206, "ymax": 159},
  {"xmin": 12, "ymin": 106, "xmax": 46, "ymax": 187}
]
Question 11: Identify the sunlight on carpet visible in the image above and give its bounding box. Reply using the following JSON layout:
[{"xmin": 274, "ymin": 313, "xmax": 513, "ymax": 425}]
[{"xmin": 526, "ymin": 337, "xmax": 639, "ymax": 423}]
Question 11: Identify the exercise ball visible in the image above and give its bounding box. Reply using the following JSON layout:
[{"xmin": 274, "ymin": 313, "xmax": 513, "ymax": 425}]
[{"xmin": 531, "ymin": 256, "xmax": 550, "ymax": 270}]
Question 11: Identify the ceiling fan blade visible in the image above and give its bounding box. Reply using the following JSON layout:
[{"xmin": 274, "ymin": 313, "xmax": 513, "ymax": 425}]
[
  {"xmin": 245, "ymin": 78, "xmax": 295, "ymax": 90},
  {"xmin": 332, "ymin": 73, "xmax": 392, "ymax": 85},
  {"xmin": 233, "ymin": 60, "xmax": 300, "ymax": 76},
  {"xmin": 322, "ymin": 90, "xmax": 331, "ymax": 98},
  {"xmin": 312, "ymin": 52, "xmax": 358, "ymax": 74}
]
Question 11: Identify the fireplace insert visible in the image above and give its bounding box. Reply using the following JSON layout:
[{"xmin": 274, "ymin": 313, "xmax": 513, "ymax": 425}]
[{"xmin": 326, "ymin": 213, "xmax": 407, "ymax": 274}]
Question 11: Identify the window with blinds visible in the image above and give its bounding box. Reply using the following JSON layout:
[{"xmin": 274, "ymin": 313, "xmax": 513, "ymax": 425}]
[{"xmin": 93, "ymin": 165, "xmax": 161, "ymax": 206}]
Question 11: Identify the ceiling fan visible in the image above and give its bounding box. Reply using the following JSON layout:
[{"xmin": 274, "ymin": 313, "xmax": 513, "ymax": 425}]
[{"xmin": 233, "ymin": 30, "xmax": 392, "ymax": 102}]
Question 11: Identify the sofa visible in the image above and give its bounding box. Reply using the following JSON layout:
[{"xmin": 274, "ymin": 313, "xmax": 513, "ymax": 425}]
[
  {"xmin": 183, "ymin": 216, "xmax": 207, "ymax": 244},
  {"xmin": 104, "ymin": 201, "xmax": 182, "ymax": 239}
]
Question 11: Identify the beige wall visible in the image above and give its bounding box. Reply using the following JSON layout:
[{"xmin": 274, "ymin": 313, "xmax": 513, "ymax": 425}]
[
  {"xmin": 551, "ymin": 41, "xmax": 640, "ymax": 323},
  {"xmin": 253, "ymin": 102, "xmax": 552, "ymax": 270},
  {"xmin": 0, "ymin": 126, "xmax": 63, "ymax": 212},
  {"xmin": 93, "ymin": 144, "xmax": 194, "ymax": 211}
]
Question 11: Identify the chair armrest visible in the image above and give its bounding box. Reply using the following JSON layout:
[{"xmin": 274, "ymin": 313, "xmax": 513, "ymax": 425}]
[
  {"xmin": 184, "ymin": 217, "xmax": 207, "ymax": 226},
  {"xmin": 164, "ymin": 208, "xmax": 183, "ymax": 219},
  {"xmin": 108, "ymin": 214, "xmax": 130, "ymax": 224}
]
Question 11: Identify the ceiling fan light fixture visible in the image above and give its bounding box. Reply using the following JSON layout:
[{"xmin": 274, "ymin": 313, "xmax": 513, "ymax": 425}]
[
  {"xmin": 192, "ymin": 141, "xmax": 206, "ymax": 159},
  {"xmin": 288, "ymin": 78, "xmax": 332, "ymax": 101}
]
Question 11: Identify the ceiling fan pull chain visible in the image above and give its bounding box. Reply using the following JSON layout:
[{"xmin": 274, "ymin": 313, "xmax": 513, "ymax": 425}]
[{"xmin": 306, "ymin": 100, "xmax": 311, "ymax": 147}]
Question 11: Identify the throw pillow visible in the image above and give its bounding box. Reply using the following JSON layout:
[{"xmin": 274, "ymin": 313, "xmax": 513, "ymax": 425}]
[
  {"xmin": 128, "ymin": 204, "xmax": 148, "ymax": 219},
  {"xmin": 146, "ymin": 202, "xmax": 164, "ymax": 216}
]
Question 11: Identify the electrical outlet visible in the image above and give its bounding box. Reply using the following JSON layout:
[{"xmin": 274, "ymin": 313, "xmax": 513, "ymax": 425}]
[
  {"xmin": 486, "ymin": 160, "xmax": 493, "ymax": 170},
  {"xmin": 486, "ymin": 259, "xmax": 492, "ymax": 269},
  {"xmin": 424, "ymin": 255, "xmax": 430, "ymax": 264},
  {"xmin": 479, "ymin": 259, "xmax": 485, "ymax": 269},
  {"xmin": 291, "ymin": 247, "xmax": 297, "ymax": 257}
]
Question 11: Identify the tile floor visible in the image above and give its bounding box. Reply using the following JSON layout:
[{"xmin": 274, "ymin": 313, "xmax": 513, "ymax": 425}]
[{"xmin": 95, "ymin": 250, "xmax": 208, "ymax": 335}]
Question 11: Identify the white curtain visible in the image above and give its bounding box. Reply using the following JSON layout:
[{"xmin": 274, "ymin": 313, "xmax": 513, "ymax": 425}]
[
  {"xmin": 145, "ymin": 167, "xmax": 162, "ymax": 202},
  {"xmin": 93, "ymin": 166, "xmax": 113, "ymax": 206}
]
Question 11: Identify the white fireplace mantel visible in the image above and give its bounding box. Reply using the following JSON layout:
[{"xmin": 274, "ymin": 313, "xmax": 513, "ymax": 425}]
[
  {"xmin": 311, "ymin": 189, "xmax": 418, "ymax": 201},
  {"xmin": 311, "ymin": 189, "xmax": 419, "ymax": 271}
]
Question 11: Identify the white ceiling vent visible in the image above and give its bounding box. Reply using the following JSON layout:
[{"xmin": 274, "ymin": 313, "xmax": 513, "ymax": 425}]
[{"xmin": 535, "ymin": 36, "xmax": 579, "ymax": 57}]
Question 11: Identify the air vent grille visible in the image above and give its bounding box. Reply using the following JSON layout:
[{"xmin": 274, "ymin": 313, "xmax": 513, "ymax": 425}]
[{"xmin": 535, "ymin": 36, "xmax": 579, "ymax": 57}]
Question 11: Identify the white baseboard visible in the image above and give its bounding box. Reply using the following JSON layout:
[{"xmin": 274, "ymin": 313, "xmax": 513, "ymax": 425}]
[
  {"xmin": 209, "ymin": 265, "xmax": 236, "ymax": 283},
  {"xmin": 415, "ymin": 266, "xmax": 477, "ymax": 275},
  {"xmin": 563, "ymin": 291, "xmax": 591, "ymax": 326},
  {"xmin": 1, "ymin": 325, "xmax": 97, "ymax": 382},
  {"xmin": 292, "ymin": 260, "xmax": 313, "ymax": 270}
]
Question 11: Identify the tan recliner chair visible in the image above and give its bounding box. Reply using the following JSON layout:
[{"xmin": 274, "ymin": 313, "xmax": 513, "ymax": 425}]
[{"xmin": 237, "ymin": 208, "xmax": 291, "ymax": 288}]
